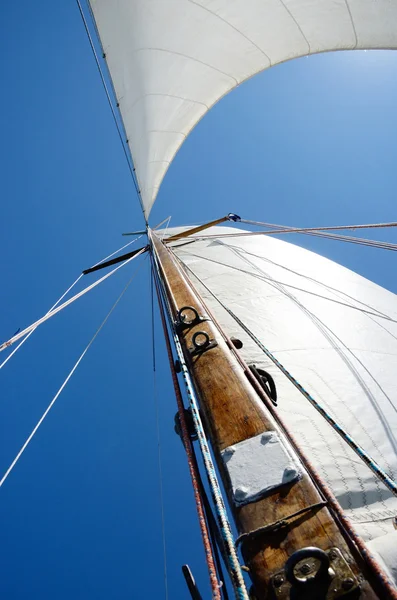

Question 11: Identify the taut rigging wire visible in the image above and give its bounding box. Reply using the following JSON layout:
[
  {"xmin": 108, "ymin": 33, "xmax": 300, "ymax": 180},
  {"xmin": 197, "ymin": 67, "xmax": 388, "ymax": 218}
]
[
  {"xmin": 151, "ymin": 255, "xmax": 222, "ymax": 600},
  {"xmin": 240, "ymin": 218, "xmax": 397, "ymax": 233},
  {"xmin": 75, "ymin": 0, "xmax": 144, "ymax": 215},
  {"xmin": 150, "ymin": 240, "xmax": 249, "ymax": 600},
  {"xmin": 0, "ymin": 273, "xmax": 83, "ymax": 371},
  {"xmin": 150, "ymin": 263, "xmax": 169, "ymax": 600},
  {"xmin": 179, "ymin": 251, "xmax": 397, "ymax": 324},
  {"xmin": 0, "ymin": 247, "xmax": 147, "ymax": 353},
  {"xmin": 177, "ymin": 257, "xmax": 397, "ymax": 498},
  {"xmin": 169, "ymin": 249, "xmax": 397, "ymax": 600},
  {"xmin": 173, "ymin": 219, "xmax": 397, "ymax": 251},
  {"xmin": 0, "ymin": 259, "xmax": 146, "ymax": 488},
  {"xmin": 0, "ymin": 236, "xmax": 144, "ymax": 369}
]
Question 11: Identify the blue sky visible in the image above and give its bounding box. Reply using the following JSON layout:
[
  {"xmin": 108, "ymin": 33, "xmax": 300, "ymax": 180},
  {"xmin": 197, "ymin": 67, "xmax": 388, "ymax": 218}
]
[{"xmin": 1, "ymin": 2, "xmax": 397, "ymax": 599}]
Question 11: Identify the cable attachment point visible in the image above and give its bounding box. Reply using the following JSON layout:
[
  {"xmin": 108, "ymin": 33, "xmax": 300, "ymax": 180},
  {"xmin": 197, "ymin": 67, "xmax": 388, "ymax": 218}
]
[
  {"xmin": 271, "ymin": 546, "xmax": 359, "ymax": 599},
  {"xmin": 249, "ymin": 365, "xmax": 277, "ymax": 406},
  {"xmin": 189, "ymin": 331, "xmax": 217, "ymax": 357},
  {"xmin": 174, "ymin": 409, "xmax": 198, "ymax": 442},
  {"xmin": 227, "ymin": 213, "xmax": 241, "ymax": 222},
  {"xmin": 175, "ymin": 306, "xmax": 209, "ymax": 332}
]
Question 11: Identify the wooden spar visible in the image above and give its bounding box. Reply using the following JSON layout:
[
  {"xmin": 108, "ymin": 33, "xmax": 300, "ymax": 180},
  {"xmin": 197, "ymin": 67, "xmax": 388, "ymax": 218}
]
[
  {"xmin": 164, "ymin": 216, "xmax": 232, "ymax": 243},
  {"xmin": 150, "ymin": 230, "xmax": 385, "ymax": 600}
]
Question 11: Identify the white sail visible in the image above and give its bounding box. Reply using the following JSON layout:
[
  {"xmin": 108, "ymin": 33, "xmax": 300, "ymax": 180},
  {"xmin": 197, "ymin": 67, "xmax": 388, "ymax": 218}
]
[
  {"xmin": 89, "ymin": 0, "xmax": 397, "ymax": 217},
  {"xmin": 168, "ymin": 226, "xmax": 397, "ymax": 551}
]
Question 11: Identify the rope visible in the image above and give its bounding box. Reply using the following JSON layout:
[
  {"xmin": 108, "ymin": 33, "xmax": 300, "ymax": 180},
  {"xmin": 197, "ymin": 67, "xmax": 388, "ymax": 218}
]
[
  {"xmin": 75, "ymin": 0, "xmax": 144, "ymax": 216},
  {"xmin": 152, "ymin": 257, "xmax": 222, "ymax": 600},
  {"xmin": 160, "ymin": 217, "xmax": 172, "ymax": 241},
  {"xmin": 180, "ymin": 262, "xmax": 397, "ymax": 498},
  {"xmin": 151, "ymin": 244, "xmax": 249, "ymax": 600},
  {"xmin": 235, "ymin": 501, "xmax": 327, "ymax": 549},
  {"xmin": 179, "ymin": 250, "xmax": 397, "ymax": 324},
  {"xmin": 179, "ymin": 229, "xmax": 397, "ymax": 251},
  {"xmin": 153, "ymin": 216, "xmax": 171, "ymax": 231},
  {"xmin": 91, "ymin": 234, "xmax": 144, "ymax": 268},
  {"xmin": 178, "ymin": 220, "xmax": 397, "ymax": 251},
  {"xmin": 150, "ymin": 264, "xmax": 169, "ymax": 600},
  {"xmin": 0, "ymin": 247, "xmax": 147, "ymax": 353},
  {"xmin": 241, "ymin": 218, "xmax": 397, "ymax": 233},
  {"xmin": 171, "ymin": 252, "xmax": 397, "ymax": 600},
  {"xmin": 0, "ymin": 274, "xmax": 83, "ymax": 370},
  {"xmin": 189, "ymin": 437, "xmax": 230, "ymax": 600},
  {"xmin": 0, "ymin": 261, "xmax": 145, "ymax": 488},
  {"xmin": 0, "ymin": 236, "xmax": 143, "ymax": 370}
]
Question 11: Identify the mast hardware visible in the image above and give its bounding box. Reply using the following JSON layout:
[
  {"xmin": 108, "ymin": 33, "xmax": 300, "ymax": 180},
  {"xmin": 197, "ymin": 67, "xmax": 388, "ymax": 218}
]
[
  {"xmin": 227, "ymin": 212, "xmax": 241, "ymax": 222},
  {"xmin": 174, "ymin": 409, "xmax": 199, "ymax": 442},
  {"xmin": 182, "ymin": 564, "xmax": 203, "ymax": 600},
  {"xmin": 230, "ymin": 336, "xmax": 243, "ymax": 349},
  {"xmin": 249, "ymin": 364, "xmax": 277, "ymax": 406},
  {"xmin": 221, "ymin": 431, "xmax": 301, "ymax": 506},
  {"xmin": 270, "ymin": 546, "xmax": 359, "ymax": 599},
  {"xmin": 188, "ymin": 331, "xmax": 218, "ymax": 357},
  {"xmin": 175, "ymin": 306, "xmax": 210, "ymax": 332},
  {"xmin": 235, "ymin": 501, "xmax": 327, "ymax": 549}
]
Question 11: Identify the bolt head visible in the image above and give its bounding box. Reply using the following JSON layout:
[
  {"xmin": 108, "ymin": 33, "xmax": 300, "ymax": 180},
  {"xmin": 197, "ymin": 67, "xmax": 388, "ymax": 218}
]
[
  {"xmin": 235, "ymin": 486, "xmax": 248, "ymax": 501},
  {"xmin": 273, "ymin": 574, "xmax": 284, "ymax": 588},
  {"xmin": 299, "ymin": 563, "xmax": 312, "ymax": 575},
  {"xmin": 342, "ymin": 578, "xmax": 355, "ymax": 591}
]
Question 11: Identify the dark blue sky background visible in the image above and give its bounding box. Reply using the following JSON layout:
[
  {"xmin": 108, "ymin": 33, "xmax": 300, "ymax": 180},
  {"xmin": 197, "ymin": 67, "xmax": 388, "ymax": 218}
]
[{"xmin": 1, "ymin": 1, "xmax": 397, "ymax": 599}]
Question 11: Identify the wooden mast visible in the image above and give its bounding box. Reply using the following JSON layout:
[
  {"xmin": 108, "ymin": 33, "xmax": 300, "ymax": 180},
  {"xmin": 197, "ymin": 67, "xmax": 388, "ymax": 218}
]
[{"xmin": 150, "ymin": 229, "xmax": 384, "ymax": 599}]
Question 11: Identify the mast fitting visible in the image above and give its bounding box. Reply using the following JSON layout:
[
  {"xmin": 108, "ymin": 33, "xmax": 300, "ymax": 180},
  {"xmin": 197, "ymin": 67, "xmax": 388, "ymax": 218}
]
[
  {"xmin": 188, "ymin": 331, "xmax": 218, "ymax": 357},
  {"xmin": 249, "ymin": 364, "xmax": 277, "ymax": 406},
  {"xmin": 175, "ymin": 306, "xmax": 210, "ymax": 332},
  {"xmin": 221, "ymin": 431, "xmax": 302, "ymax": 507},
  {"xmin": 270, "ymin": 546, "xmax": 359, "ymax": 599}
]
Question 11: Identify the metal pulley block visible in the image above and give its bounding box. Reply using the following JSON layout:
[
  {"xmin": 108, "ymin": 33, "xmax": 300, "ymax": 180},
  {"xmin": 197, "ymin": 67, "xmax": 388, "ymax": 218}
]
[{"xmin": 270, "ymin": 546, "xmax": 359, "ymax": 599}]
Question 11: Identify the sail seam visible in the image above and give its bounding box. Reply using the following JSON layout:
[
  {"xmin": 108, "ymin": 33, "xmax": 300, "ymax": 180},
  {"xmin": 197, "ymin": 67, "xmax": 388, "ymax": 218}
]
[
  {"xmin": 187, "ymin": 0, "xmax": 272, "ymax": 66},
  {"xmin": 277, "ymin": 0, "xmax": 311, "ymax": 54},
  {"xmin": 227, "ymin": 244, "xmax": 397, "ymax": 485},
  {"xmin": 135, "ymin": 48, "xmax": 239, "ymax": 84},
  {"xmin": 126, "ymin": 93, "xmax": 209, "ymax": 113},
  {"xmin": 178, "ymin": 250, "xmax": 397, "ymax": 324},
  {"xmin": 171, "ymin": 249, "xmax": 397, "ymax": 598},
  {"xmin": 175, "ymin": 252, "xmax": 397, "ymax": 498},
  {"xmin": 344, "ymin": 0, "xmax": 359, "ymax": 49}
]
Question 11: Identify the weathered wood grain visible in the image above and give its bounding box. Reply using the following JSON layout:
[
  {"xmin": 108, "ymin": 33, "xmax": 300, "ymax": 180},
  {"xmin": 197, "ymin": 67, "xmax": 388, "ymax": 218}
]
[{"xmin": 151, "ymin": 231, "xmax": 380, "ymax": 599}]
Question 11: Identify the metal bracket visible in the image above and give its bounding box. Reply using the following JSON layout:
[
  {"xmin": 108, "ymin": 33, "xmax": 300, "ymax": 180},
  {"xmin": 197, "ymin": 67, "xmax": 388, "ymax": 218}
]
[
  {"xmin": 270, "ymin": 546, "xmax": 360, "ymax": 599},
  {"xmin": 188, "ymin": 331, "xmax": 218, "ymax": 357},
  {"xmin": 175, "ymin": 306, "xmax": 209, "ymax": 333}
]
